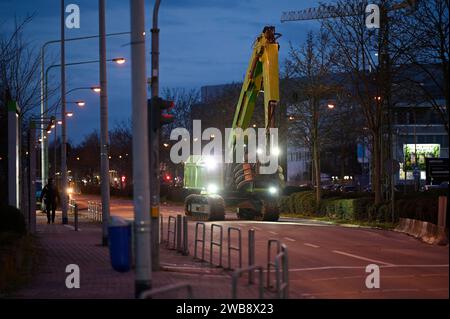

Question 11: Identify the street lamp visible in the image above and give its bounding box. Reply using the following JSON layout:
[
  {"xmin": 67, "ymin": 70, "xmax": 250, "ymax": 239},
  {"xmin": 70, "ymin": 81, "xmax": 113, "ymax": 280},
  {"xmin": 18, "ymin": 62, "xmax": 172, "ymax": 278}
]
[
  {"xmin": 66, "ymin": 112, "xmax": 74, "ymax": 117},
  {"xmin": 112, "ymin": 57, "xmax": 126, "ymax": 64},
  {"xmin": 91, "ymin": 86, "xmax": 101, "ymax": 93},
  {"xmin": 327, "ymin": 103, "xmax": 335, "ymax": 109},
  {"xmin": 76, "ymin": 100, "xmax": 86, "ymax": 107}
]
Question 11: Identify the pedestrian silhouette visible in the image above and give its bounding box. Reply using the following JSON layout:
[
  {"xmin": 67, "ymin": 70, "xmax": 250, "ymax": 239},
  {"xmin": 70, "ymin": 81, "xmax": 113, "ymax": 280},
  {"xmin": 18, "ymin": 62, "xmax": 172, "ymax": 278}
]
[{"xmin": 40, "ymin": 178, "xmax": 60, "ymax": 224}]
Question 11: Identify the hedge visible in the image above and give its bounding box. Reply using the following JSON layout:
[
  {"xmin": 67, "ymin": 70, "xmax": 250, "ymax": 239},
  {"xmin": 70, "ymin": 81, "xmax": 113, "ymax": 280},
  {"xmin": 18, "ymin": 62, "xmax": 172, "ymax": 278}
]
[{"xmin": 278, "ymin": 190, "xmax": 447, "ymax": 224}]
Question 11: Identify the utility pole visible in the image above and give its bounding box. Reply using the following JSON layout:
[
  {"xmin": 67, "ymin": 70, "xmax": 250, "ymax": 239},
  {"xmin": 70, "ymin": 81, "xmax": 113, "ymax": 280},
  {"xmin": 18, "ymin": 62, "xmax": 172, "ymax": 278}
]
[
  {"xmin": 150, "ymin": 0, "xmax": 161, "ymax": 271},
  {"xmin": 60, "ymin": 0, "xmax": 68, "ymax": 224},
  {"xmin": 130, "ymin": 0, "xmax": 152, "ymax": 297},
  {"xmin": 99, "ymin": 0, "xmax": 110, "ymax": 246}
]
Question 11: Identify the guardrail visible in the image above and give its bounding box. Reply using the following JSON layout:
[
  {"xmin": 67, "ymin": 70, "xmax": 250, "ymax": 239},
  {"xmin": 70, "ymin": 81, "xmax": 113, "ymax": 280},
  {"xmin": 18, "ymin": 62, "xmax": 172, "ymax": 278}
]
[
  {"xmin": 227, "ymin": 227, "xmax": 242, "ymax": 270},
  {"xmin": 231, "ymin": 265, "xmax": 264, "ymax": 299},
  {"xmin": 210, "ymin": 224, "xmax": 223, "ymax": 267},
  {"xmin": 140, "ymin": 283, "xmax": 193, "ymax": 299},
  {"xmin": 275, "ymin": 244, "xmax": 289, "ymax": 299},
  {"xmin": 194, "ymin": 222, "xmax": 206, "ymax": 261}
]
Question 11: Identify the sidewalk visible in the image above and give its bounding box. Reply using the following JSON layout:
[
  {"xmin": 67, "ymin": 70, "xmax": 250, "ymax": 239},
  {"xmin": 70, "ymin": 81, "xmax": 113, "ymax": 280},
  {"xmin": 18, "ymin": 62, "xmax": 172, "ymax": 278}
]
[{"xmin": 12, "ymin": 212, "xmax": 266, "ymax": 299}]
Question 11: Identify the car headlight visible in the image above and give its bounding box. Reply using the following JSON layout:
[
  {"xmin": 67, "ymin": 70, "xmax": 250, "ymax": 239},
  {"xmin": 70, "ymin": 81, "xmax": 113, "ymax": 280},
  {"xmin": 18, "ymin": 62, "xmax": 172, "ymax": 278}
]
[
  {"xmin": 66, "ymin": 187, "xmax": 74, "ymax": 195},
  {"xmin": 207, "ymin": 183, "xmax": 219, "ymax": 194},
  {"xmin": 268, "ymin": 186, "xmax": 278, "ymax": 195},
  {"xmin": 204, "ymin": 156, "xmax": 218, "ymax": 171}
]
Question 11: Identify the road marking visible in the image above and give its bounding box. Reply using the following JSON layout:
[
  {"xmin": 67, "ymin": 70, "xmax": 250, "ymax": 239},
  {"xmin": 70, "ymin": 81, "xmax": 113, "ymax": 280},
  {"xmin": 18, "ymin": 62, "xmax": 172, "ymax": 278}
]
[
  {"xmin": 426, "ymin": 288, "xmax": 448, "ymax": 292},
  {"xmin": 252, "ymin": 226, "xmax": 262, "ymax": 230},
  {"xmin": 285, "ymin": 264, "xmax": 449, "ymax": 272},
  {"xmin": 304, "ymin": 243, "xmax": 320, "ymax": 248},
  {"xmin": 284, "ymin": 237, "xmax": 296, "ymax": 242},
  {"xmin": 332, "ymin": 250, "xmax": 394, "ymax": 266},
  {"xmin": 268, "ymin": 231, "xmax": 278, "ymax": 235}
]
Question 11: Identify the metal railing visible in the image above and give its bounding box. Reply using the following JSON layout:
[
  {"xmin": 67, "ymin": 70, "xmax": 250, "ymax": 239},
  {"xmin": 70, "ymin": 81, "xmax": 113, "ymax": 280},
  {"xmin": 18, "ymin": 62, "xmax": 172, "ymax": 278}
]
[
  {"xmin": 210, "ymin": 224, "xmax": 223, "ymax": 267},
  {"xmin": 140, "ymin": 283, "xmax": 193, "ymax": 299},
  {"xmin": 194, "ymin": 222, "xmax": 206, "ymax": 261},
  {"xmin": 231, "ymin": 265, "xmax": 264, "ymax": 299},
  {"xmin": 68, "ymin": 199, "xmax": 79, "ymax": 231},
  {"xmin": 248, "ymin": 229, "xmax": 256, "ymax": 284},
  {"xmin": 87, "ymin": 201, "xmax": 102, "ymax": 222},
  {"xmin": 266, "ymin": 239, "xmax": 281, "ymax": 289},
  {"xmin": 227, "ymin": 227, "xmax": 242, "ymax": 270},
  {"xmin": 275, "ymin": 244, "xmax": 289, "ymax": 299},
  {"xmin": 182, "ymin": 216, "xmax": 189, "ymax": 256},
  {"xmin": 167, "ymin": 216, "xmax": 176, "ymax": 250}
]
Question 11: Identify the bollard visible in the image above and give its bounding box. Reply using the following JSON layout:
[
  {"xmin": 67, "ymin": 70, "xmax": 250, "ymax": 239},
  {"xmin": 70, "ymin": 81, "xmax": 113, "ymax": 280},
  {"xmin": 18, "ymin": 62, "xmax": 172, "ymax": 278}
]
[
  {"xmin": 248, "ymin": 229, "xmax": 255, "ymax": 284},
  {"xmin": 231, "ymin": 265, "xmax": 264, "ymax": 299},
  {"xmin": 267, "ymin": 239, "xmax": 281, "ymax": 289},
  {"xmin": 227, "ymin": 227, "xmax": 242, "ymax": 270},
  {"xmin": 167, "ymin": 216, "xmax": 176, "ymax": 249},
  {"xmin": 210, "ymin": 224, "xmax": 223, "ymax": 267},
  {"xmin": 182, "ymin": 216, "xmax": 189, "ymax": 256},
  {"xmin": 176, "ymin": 214, "xmax": 182, "ymax": 253},
  {"xmin": 194, "ymin": 222, "xmax": 206, "ymax": 261}
]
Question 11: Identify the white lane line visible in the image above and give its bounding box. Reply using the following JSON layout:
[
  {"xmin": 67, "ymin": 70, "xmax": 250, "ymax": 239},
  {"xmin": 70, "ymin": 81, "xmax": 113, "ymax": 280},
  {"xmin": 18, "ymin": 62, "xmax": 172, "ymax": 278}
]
[
  {"xmin": 264, "ymin": 264, "xmax": 448, "ymax": 273},
  {"xmin": 332, "ymin": 250, "xmax": 394, "ymax": 266},
  {"xmin": 304, "ymin": 243, "xmax": 320, "ymax": 248},
  {"xmin": 252, "ymin": 226, "xmax": 262, "ymax": 230},
  {"xmin": 284, "ymin": 237, "xmax": 296, "ymax": 242},
  {"xmin": 268, "ymin": 231, "xmax": 278, "ymax": 235}
]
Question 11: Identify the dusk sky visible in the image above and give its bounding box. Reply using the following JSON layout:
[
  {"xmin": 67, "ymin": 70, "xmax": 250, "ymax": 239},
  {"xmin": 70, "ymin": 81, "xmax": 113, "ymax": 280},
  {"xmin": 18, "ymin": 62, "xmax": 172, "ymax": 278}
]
[{"xmin": 0, "ymin": 0, "xmax": 321, "ymax": 143}]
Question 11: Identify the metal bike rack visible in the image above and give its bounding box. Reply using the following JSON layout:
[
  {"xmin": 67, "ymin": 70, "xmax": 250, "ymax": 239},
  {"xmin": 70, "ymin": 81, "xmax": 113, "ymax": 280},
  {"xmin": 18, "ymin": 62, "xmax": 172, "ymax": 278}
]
[
  {"xmin": 227, "ymin": 227, "xmax": 242, "ymax": 270},
  {"xmin": 68, "ymin": 201, "xmax": 79, "ymax": 231},
  {"xmin": 267, "ymin": 239, "xmax": 281, "ymax": 289},
  {"xmin": 275, "ymin": 244, "xmax": 289, "ymax": 299},
  {"xmin": 182, "ymin": 216, "xmax": 189, "ymax": 256},
  {"xmin": 210, "ymin": 224, "xmax": 223, "ymax": 267},
  {"xmin": 194, "ymin": 222, "xmax": 206, "ymax": 261},
  {"xmin": 167, "ymin": 216, "xmax": 176, "ymax": 249},
  {"xmin": 176, "ymin": 214, "xmax": 182, "ymax": 252},
  {"xmin": 248, "ymin": 229, "xmax": 255, "ymax": 284},
  {"xmin": 140, "ymin": 283, "xmax": 193, "ymax": 299},
  {"xmin": 231, "ymin": 265, "xmax": 264, "ymax": 299},
  {"xmin": 160, "ymin": 215, "xmax": 164, "ymax": 244}
]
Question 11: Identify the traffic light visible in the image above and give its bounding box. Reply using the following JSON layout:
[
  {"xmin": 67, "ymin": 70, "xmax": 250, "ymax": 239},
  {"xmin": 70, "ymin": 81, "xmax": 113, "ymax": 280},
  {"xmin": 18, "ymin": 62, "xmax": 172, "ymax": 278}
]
[{"xmin": 148, "ymin": 97, "xmax": 175, "ymax": 130}]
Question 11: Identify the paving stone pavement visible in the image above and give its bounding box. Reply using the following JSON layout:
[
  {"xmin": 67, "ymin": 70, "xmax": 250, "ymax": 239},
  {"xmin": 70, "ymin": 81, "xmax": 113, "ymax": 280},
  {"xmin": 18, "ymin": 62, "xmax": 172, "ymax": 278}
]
[{"xmin": 12, "ymin": 212, "xmax": 271, "ymax": 299}]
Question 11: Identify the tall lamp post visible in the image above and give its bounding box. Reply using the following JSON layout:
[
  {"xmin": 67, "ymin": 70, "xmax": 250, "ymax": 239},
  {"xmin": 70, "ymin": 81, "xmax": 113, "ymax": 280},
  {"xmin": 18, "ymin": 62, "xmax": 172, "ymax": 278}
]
[
  {"xmin": 150, "ymin": 0, "xmax": 162, "ymax": 271},
  {"xmin": 130, "ymin": 0, "xmax": 152, "ymax": 297},
  {"xmin": 60, "ymin": 0, "xmax": 68, "ymax": 224}
]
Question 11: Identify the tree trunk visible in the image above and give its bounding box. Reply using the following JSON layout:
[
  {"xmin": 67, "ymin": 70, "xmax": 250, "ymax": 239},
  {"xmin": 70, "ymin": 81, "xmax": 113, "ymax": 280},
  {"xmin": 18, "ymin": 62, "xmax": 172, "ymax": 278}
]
[{"xmin": 372, "ymin": 130, "xmax": 382, "ymax": 205}]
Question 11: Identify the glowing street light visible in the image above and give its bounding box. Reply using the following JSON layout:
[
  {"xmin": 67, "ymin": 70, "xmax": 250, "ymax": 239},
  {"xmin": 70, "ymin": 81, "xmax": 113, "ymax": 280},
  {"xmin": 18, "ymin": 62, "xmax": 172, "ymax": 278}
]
[
  {"xmin": 76, "ymin": 100, "xmax": 86, "ymax": 107},
  {"xmin": 327, "ymin": 104, "xmax": 335, "ymax": 109},
  {"xmin": 66, "ymin": 112, "xmax": 74, "ymax": 117},
  {"xmin": 57, "ymin": 120, "xmax": 63, "ymax": 125},
  {"xmin": 112, "ymin": 57, "xmax": 126, "ymax": 64},
  {"xmin": 91, "ymin": 86, "xmax": 101, "ymax": 93}
]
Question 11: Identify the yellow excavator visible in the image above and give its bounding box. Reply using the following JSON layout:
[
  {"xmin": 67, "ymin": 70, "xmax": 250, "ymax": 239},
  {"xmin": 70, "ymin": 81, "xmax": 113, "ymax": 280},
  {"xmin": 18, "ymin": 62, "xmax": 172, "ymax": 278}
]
[{"xmin": 183, "ymin": 26, "xmax": 284, "ymax": 221}]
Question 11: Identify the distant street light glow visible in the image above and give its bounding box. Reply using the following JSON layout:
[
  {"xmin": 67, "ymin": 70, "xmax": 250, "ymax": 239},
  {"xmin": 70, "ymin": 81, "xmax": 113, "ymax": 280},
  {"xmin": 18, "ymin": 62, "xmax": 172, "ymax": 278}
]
[
  {"xmin": 91, "ymin": 86, "xmax": 101, "ymax": 93},
  {"xmin": 112, "ymin": 57, "xmax": 126, "ymax": 64}
]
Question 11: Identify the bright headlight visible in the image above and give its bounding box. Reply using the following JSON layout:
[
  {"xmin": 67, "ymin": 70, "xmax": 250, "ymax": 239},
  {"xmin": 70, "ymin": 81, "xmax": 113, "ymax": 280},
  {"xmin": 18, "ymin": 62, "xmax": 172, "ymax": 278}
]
[
  {"xmin": 204, "ymin": 156, "xmax": 217, "ymax": 170},
  {"xmin": 268, "ymin": 186, "xmax": 278, "ymax": 195},
  {"xmin": 207, "ymin": 183, "xmax": 219, "ymax": 194},
  {"xmin": 66, "ymin": 187, "xmax": 74, "ymax": 195},
  {"xmin": 272, "ymin": 147, "xmax": 281, "ymax": 156}
]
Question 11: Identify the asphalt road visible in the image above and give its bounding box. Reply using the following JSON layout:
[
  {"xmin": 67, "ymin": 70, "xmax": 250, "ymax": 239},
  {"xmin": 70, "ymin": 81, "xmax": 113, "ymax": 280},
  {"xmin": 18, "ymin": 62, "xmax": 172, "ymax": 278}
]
[{"xmin": 73, "ymin": 194, "xmax": 449, "ymax": 299}]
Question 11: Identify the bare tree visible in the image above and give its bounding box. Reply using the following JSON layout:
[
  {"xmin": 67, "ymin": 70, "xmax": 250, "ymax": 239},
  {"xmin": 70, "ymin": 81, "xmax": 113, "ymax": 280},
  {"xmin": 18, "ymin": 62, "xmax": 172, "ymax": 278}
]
[{"xmin": 284, "ymin": 31, "xmax": 340, "ymax": 205}]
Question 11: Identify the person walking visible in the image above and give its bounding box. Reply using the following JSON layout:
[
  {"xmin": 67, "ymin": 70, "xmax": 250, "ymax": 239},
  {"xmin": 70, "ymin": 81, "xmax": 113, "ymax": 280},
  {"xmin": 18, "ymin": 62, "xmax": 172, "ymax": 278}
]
[{"xmin": 40, "ymin": 178, "xmax": 60, "ymax": 224}]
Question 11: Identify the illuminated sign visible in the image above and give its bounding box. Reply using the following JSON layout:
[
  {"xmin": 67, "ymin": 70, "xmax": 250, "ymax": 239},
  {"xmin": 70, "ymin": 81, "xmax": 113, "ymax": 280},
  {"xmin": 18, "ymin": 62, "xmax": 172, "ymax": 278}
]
[{"xmin": 403, "ymin": 144, "xmax": 440, "ymax": 171}]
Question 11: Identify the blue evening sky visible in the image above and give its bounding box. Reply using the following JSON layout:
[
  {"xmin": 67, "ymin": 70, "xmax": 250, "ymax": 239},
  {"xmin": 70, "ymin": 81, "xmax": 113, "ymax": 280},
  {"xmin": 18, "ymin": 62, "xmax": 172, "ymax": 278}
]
[{"xmin": 0, "ymin": 0, "xmax": 321, "ymax": 143}]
